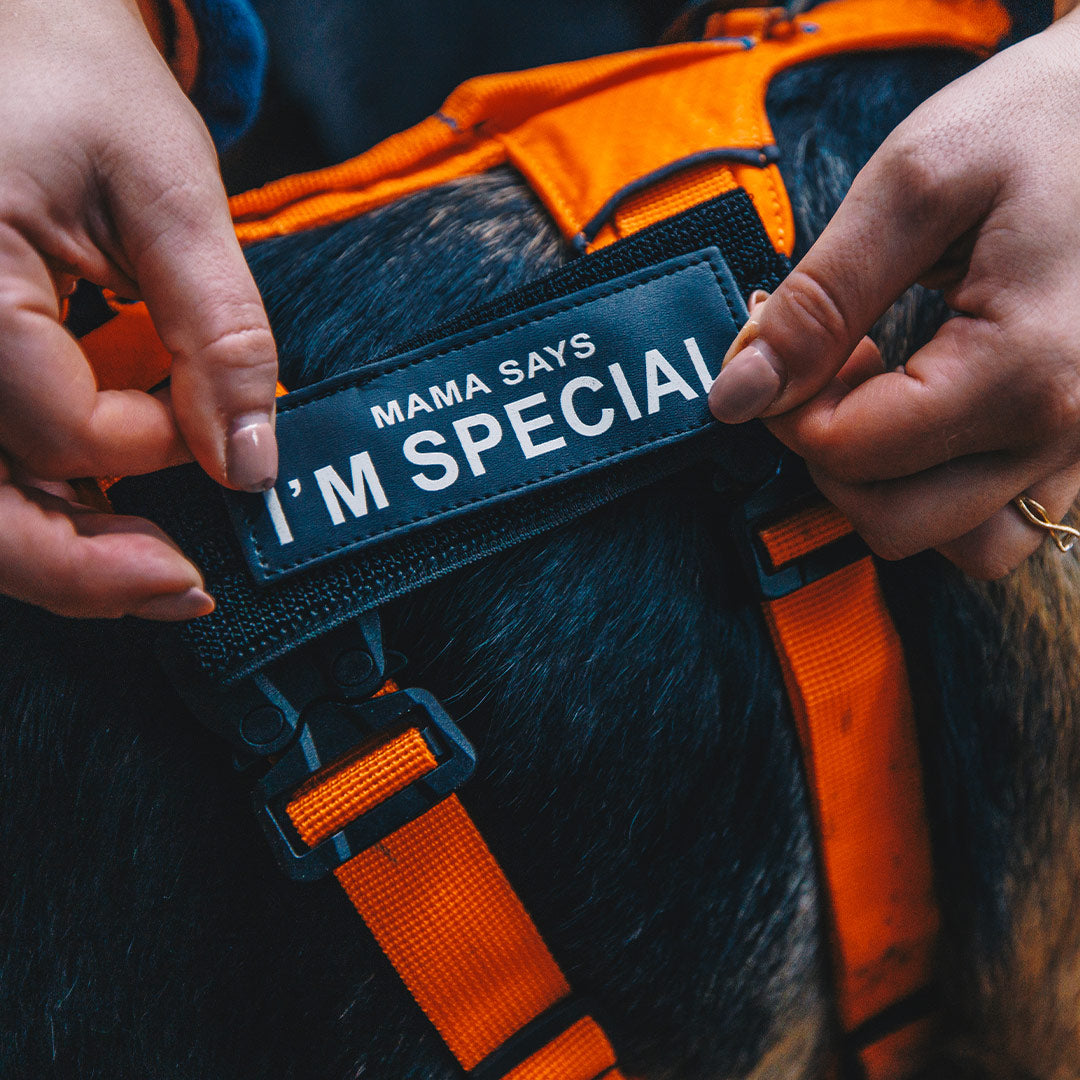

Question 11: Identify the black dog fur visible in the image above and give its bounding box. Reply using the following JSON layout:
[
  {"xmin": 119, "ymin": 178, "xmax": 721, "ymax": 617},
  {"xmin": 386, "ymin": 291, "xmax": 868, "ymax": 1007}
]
[{"xmin": 3, "ymin": 29, "xmax": 1078, "ymax": 1080}]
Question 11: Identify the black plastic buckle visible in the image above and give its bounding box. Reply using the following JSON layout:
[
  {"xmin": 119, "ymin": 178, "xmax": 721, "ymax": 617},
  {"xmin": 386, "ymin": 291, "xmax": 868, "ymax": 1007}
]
[
  {"xmin": 157, "ymin": 612, "xmax": 386, "ymax": 763},
  {"xmin": 732, "ymin": 456, "xmax": 868, "ymax": 600},
  {"xmin": 255, "ymin": 687, "xmax": 476, "ymax": 882}
]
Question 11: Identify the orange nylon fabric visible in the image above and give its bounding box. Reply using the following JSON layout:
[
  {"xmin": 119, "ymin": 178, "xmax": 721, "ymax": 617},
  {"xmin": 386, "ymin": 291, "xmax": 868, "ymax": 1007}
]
[
  {"xmin": 287, "ymin": 727, "xmax": 435, "ymax": 839},
  {"xmin": 761, "ymin": 506, "xmax": 938, "ymax": 1079},
  {"xmin": 759, "ymin": 503, "xmax": 855, "ymax": 566},
  {"xmin": 859, "ymin": 1018, "xmax": 935, "ymax": 1080},
  {"xmin": 502, "ymin": 1017, "xmax": 622, "ymax": 1080},
  {"xmin": 136, "ymin": 0, "xmax": 200, "ymax": 93},
  {"xmin": 81, "ymin": 0, "xmax": 1008, "ymax": 405},
  {"xmin": 78, "ymin": 296, "xmax": 287, "ymax": 411},
  {"xmin": 79, "ymin": 302, "xmax": 175, "ymax": 394},
  {"xmin": 286, "ymin": 723, "xmax": 622, "ymax": 1077},
  {"xmin": 227, "ymin": 0, "xmax": 1008, "ymax": 255}
]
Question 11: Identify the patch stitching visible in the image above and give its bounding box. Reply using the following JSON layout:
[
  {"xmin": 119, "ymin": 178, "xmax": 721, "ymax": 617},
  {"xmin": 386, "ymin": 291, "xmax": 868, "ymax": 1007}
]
[{"xmin": 240, "ymin": 252, "xmax": 741, "ymax": 577}]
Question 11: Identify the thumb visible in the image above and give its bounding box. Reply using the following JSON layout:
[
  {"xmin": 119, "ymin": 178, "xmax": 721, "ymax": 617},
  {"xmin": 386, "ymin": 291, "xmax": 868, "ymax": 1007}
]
[
  {"xmin": 708, "ymin": 129, "xmax": 992, "ymax": 424},
  {"xmin": 108, "ymin": 123, "xmax": 279, "ymax": 492}
]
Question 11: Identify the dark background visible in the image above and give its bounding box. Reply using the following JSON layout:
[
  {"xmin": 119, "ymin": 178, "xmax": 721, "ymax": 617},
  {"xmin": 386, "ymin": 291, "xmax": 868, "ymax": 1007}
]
[
  {"xmin": 221, "ymin": 1, "xmax": 697, "ymax": 192},
  {"xmin": 219, "ymin": 0, "xmax": 1051, "ymax": 194}
]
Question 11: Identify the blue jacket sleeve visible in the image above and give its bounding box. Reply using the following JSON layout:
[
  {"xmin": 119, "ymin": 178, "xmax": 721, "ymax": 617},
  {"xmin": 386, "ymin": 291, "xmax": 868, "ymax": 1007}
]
[{"xmin": 182, "ymin": 0, "xmax": 268, "ymax": 150}]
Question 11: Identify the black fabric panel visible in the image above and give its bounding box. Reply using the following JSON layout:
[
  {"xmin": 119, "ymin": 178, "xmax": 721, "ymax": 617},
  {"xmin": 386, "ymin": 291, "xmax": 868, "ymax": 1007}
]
[
  {"xmin": 110, "ymin": 189, "xmax": 787, "ymax": 684},
  {"xmin": 1003, "ymin": 0, "xmax": 1052, "ymax": 43},
  {"xmin": 65, "ymin": 281, "xmax": 118, "ymax": 339}
]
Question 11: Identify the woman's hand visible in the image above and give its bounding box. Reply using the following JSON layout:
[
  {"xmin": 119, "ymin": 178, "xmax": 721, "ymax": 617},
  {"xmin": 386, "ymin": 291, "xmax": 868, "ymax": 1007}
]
[
  {"xmin": 0, "ymin": 0, "xmax": 278, "ymax": 619},
  {"xmin": 709, "ymin": 8, "xmax": 1080, "ymax": 579}
]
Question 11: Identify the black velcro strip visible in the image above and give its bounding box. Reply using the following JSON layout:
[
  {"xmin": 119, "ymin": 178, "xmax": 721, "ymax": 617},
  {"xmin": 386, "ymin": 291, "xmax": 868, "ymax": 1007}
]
[
  {"xmin": 847, "ymin": 984, "xmax": 937, "ymax": 1051},
  {"xmin": 109, "ymin": 189, "xmax": 788, "ymax": 683}
]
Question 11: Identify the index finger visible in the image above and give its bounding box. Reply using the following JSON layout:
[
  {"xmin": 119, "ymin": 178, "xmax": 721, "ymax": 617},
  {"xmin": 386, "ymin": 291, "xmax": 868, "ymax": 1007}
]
[
  {"xmin": 0, "ymin": 458, "xmax": 212, "ymax": 620},
  {"xmin": 763, "ymin": 315, "xmax": 1015, "ymax": 482},
  {"xmin": 0, "ymin": 222, "xmax": 189, "ymax": 479},
  {"xmin": 104, "ymin": 115, "xmax": 279, "ymax": 493}
]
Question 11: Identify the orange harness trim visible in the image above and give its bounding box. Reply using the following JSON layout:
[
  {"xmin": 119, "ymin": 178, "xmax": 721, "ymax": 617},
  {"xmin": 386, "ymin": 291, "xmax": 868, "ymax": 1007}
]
[
  {"xmin": 285, "ymin": 684, "xmax": 624, "ymax": 1079},
  {"xmin": 78, "ymin": 3, "xmax": 1012, "ymax": 1076},
  {"xmin": 135, "ymin": 0, "xmax": 201, "ymax": 94},
  {"xmin": 760, "ymin": 507, "xmax": 939, "ymax": 1078},
  {"xmin": 228, "ymin": 0, "xmax": 1007, "ymax": 257}
]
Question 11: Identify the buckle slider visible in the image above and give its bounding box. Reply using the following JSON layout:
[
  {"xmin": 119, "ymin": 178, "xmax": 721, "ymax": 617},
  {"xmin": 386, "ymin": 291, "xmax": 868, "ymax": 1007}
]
[
  {"xmin": 732, "ymin": 457, "xmax": 868, "ymax": 600},
  {"xmin": 255, "ymin": 687, "xmax": 476, "ymax": 882},
  {"xmin": 158, "ymin": 613, "xmax": 386, "ymax": 762}
]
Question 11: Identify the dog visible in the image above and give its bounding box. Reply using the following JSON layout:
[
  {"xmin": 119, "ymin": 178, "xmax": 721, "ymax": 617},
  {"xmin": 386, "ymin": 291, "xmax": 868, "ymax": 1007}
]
[{"xmin": 2, "ymin": 14, "xmax": 1076, "ymax": 1080}]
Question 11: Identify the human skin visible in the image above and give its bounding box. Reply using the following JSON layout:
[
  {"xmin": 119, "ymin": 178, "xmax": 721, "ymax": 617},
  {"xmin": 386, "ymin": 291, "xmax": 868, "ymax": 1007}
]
[
  {"xmin": 710, "ymin": 4, "xmax": 1080, "ymax": 579},
  {"xmin": 0, "ymin": 0, "xmax": 279, "ymax": 620}
]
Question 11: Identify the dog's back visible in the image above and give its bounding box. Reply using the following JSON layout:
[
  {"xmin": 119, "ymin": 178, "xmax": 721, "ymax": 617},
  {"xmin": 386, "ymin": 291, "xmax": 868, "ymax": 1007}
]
[{"xmin": 2, "ymin": 32, "xmax": 1078, "ymax": 1080}]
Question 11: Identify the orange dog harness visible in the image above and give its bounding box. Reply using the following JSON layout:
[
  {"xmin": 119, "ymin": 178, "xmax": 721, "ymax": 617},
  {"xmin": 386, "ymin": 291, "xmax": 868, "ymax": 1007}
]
[{"xmin": 81, "ymin": 2, "xmax": 1011, "ymax": 1077}]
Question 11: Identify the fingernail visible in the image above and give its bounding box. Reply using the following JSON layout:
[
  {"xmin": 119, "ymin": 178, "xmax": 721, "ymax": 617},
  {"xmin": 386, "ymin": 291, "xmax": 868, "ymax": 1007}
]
[
  {"xmin": 709, "ymin": 342, "xmax": 783, "ymax": 423},
  {"xmin": 226, "ymin": 412, "xmax": 278, "ymax": 492},
  {"xmin": 723, "ymin": 311, "xmax": 764, "ymax": 368},
  {"xmin": 132, "ymin": 586, "xmax": 215, "ymax": 621},
  {"xmin": 724, "ymin": 291, "xmax": 771, "ymax": 363}
]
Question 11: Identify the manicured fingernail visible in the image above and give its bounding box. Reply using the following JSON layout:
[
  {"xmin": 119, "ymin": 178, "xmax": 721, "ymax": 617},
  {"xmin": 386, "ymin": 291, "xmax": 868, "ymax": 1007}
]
[
  {"xmin": 709, "ymin": 342, "xmax": 783, "ymax": 423},
  {"xmin": 723, "ymin": 311, "xmax": 764, "ymax": 367},
  {"xmin": 748, "ymin": 289, "xmax": 770, "ymax": 312},
  {"xmin": 132, "ymin": 586, "xmax": 215, "ymax": 621},
  {"xmin": 226, "ymin": 412, "xmax": 278, "ymax": 492}
]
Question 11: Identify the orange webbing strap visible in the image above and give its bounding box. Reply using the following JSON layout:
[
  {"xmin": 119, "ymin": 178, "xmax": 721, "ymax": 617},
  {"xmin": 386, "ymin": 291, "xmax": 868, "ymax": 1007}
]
[
  {"xmin": 284, "ymin": 700, "xmax": 625, "ymax": 1079},
  {"xmin": 228, "ymin": 0, "xmax": 1008, "ymax": 255},
  {"xmin": 758, "ymin": 505, "xmax": 939, "ymax": 1080},
  {"xmin": 136, "ymin": 0, "xmax": 201, "ymax": 94},
  {"xmin": 79, "ymin": 300, "xmax": 175, "ymax": 394},
  {"xmin": 76, "ymin": 296, "xmax": 286, "ymax": 422}
]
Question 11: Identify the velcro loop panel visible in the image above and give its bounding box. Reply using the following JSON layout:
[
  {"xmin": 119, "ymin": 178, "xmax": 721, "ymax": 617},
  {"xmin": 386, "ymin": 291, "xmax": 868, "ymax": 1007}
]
[
  {"xmin": 285, "ymin": 728, "xmax": 622, "ymax": 1077},
  {"xmin": 107, "ymin": 193, "xmax": 789, "ymax": 685}
]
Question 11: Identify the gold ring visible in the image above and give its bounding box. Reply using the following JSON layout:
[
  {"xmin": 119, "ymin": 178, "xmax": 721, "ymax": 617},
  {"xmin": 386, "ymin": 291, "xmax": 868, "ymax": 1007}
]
[{"xmin": 1014, "ymin": 496, "xmax": 1080, "ymax": 554}]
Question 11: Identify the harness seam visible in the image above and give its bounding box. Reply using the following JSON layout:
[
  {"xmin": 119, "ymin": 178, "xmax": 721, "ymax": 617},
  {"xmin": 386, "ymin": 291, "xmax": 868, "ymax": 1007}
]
[{"xmin": 496, "ymin": 130, "xmax": 580, "ymax": 231}]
